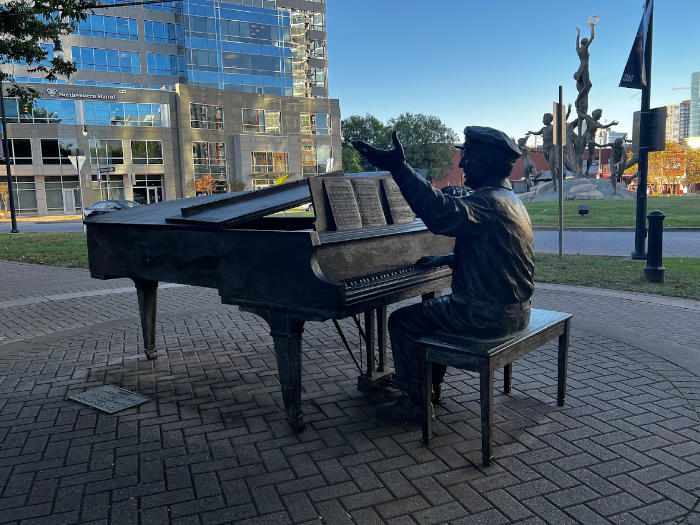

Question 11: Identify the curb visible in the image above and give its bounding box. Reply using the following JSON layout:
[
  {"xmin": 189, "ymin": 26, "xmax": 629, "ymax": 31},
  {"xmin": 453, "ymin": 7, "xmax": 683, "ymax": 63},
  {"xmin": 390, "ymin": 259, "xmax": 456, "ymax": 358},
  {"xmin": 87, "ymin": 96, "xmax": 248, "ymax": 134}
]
[{"xmin": 534, "ymin": 227, "xmax": 700, "ymax": 232}]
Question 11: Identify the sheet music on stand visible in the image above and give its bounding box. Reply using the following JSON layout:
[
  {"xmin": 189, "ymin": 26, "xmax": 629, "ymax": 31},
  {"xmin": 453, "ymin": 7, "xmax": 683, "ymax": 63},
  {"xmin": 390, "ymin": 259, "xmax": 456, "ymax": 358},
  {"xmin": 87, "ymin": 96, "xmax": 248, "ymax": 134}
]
[
  {"xmin": 352, "ymin": 178, "xmax": 387, "ymax": 228},
  {"xmin": 323, "ymin": 178, "xmax": 363, "ymax": 231},
  {"xmin": 382, "ymin": 178, "xmax": 416, "ymax": 224}
]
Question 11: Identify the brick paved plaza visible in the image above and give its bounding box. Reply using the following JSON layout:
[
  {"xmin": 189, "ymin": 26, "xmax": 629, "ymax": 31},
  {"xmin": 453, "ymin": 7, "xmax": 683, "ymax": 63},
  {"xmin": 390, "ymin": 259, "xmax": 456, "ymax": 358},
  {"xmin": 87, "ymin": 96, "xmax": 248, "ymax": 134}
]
[{"xmin": 1, "ymin": 261, "xmax": 700, "ymax": 524}]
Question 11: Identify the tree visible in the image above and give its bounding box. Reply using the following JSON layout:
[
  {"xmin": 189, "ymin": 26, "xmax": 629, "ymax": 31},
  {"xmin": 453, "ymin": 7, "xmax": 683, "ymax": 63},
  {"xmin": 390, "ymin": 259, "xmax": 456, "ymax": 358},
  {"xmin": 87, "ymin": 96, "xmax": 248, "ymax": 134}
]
[
  {"xmin": 388, "ymin": 113, "xmax": 459, "ymax": 180},
  {"xmin": 0, "ymin": 0, "xmax": 95, "ymax": 102},
  {"xmin": 341, "ymin": 114, "xmax": 390, "ymax": 172},
  {"xmin": 342, "ymin": 143, "xmax": 363, "ymax": 173}
]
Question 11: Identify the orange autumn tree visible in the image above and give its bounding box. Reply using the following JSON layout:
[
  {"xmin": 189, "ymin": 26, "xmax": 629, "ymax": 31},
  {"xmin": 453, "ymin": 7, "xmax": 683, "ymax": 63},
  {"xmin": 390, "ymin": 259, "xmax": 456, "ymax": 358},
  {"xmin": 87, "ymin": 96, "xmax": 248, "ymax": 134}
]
[{"xmin": 687, "ymin": 148, "xmax": 700, "ymax": 186}]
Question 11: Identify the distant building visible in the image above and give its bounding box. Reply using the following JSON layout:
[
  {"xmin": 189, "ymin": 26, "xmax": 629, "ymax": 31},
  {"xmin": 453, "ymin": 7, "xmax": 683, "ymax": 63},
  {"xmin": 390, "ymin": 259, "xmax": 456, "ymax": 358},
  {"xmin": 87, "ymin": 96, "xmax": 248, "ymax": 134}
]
[
  {"xmin": 608, "ymin": 131, "xmax": 628, "ymax": 143},
  {"xmin": 680, "ymin": 100, "xmax": 691, "ymax": 141},
  {"xmin": 690, "ymin": 72, "xmax": 700, "ymax": 137},
  {"xmin": 665, "ymin": 104, "xmax": 681, "ymax": 143},
  {"xmin": 1, "ymin": 0, "xmax": 342, "ymax": 216}
]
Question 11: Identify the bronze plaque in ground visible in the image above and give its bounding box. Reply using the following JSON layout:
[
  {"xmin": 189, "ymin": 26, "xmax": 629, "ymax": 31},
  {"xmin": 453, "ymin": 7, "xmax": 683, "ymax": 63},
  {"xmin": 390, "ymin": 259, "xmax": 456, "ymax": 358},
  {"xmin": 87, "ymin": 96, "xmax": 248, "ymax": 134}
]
[{"xmin": 68, "ymin": 385, "xmax": 149, "ymax": 414}]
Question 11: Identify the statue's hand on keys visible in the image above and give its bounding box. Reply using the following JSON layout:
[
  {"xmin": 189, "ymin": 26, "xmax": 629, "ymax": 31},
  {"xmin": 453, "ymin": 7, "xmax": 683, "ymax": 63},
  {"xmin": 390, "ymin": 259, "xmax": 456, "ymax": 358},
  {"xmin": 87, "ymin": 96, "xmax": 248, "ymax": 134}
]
[{"xmin": 352, "ymin": 130, "xmax": 406, "ymax": 172}]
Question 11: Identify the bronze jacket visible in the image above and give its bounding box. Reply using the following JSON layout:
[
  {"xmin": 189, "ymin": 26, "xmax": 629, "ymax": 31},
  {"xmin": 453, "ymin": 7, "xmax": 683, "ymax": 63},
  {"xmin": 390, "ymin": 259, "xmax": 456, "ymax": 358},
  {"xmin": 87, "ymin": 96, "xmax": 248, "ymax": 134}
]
[{"xmin": 392, "ymin": 163, "xmax": 535, "ymax": 328}]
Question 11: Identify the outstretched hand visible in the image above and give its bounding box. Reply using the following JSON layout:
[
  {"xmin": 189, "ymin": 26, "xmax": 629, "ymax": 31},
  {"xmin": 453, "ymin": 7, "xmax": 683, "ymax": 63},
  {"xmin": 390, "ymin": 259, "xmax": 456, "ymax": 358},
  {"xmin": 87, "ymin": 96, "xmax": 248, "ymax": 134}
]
[{"xmin": 352, "ymin": 130, "xmax": 406, "ymax": 172}]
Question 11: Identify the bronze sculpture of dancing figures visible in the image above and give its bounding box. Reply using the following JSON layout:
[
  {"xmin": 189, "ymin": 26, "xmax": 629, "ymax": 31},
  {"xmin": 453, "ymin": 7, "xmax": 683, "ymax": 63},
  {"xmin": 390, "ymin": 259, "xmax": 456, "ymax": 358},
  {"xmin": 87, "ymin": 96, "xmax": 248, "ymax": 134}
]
[
  {"xmin": 526, "ymin": 113, "xmax": 558, "ymax": 191},
  {"xmin": 597, "ymin": 138, "xmax": 636, "ymax": 194},
  {"xmin": 574, "ymin": 19, "xmax": 597, "ymax": 119}
]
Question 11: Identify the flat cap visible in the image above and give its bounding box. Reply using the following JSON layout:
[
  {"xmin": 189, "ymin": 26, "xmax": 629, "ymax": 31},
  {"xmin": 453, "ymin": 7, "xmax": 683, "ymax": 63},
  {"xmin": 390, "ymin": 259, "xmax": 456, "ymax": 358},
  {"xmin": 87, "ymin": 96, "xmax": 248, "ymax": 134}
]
[{"xmin": 456, "ymin": 126, "xmax": 521, "ymax": 160}]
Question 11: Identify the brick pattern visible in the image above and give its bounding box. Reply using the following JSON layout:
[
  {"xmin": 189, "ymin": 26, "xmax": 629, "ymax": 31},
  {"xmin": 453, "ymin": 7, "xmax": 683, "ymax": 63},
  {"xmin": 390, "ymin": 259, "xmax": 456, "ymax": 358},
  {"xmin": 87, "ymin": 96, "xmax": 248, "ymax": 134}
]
[{"xmin": 2, "ymin": 298, "xmax": 700, "ymax": 525}]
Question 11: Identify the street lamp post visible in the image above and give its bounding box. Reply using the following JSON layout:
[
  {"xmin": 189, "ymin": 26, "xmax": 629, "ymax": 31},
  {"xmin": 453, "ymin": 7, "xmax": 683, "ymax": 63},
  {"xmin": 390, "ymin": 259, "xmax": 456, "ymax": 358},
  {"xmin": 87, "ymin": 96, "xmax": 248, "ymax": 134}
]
[{"xmin": 0, "ymin": 75, "xmax": 19, "ymax": 233}]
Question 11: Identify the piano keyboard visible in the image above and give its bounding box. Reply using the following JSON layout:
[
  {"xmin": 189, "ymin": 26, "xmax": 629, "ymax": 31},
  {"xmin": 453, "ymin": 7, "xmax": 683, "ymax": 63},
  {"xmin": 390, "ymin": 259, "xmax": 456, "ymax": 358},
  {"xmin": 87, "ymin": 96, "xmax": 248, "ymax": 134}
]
[{"xmin": 344, "ymin": 265, "xmax": 426, "ymax": 291}]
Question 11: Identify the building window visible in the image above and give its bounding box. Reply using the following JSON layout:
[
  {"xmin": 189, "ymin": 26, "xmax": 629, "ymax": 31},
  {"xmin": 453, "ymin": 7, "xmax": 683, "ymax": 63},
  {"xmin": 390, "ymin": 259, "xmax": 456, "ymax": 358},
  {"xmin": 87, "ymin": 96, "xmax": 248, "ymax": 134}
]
[
  {"xmin": 2, "ymin": 98, "xmax": 76, "ymax": 125},
  {"xmin": 190, "ymin": 103, "xmax": 224, "ymax": 130},
  {"xmin": 242, "ymin": 109, "xmax": 281, "ymax": 134},
  {"xmin": 90, "ymin": 139, "xmax": 124, "ymax": 165},
  {"xmin": 193, "ymin": 142, "xmax": 227, "ymax": 194},
  {"xmin": 72, "ymin": 46, "xmax": 140, "ymax": 73},
  {"xmin": 0, "ymin": 176, "xmax": 37, "ymax": 213},
  {"xmin": 133, "ymin": 174, "xmax": 163, "ymax": 205},
  {"xmin": 144, "ymin": 20, "xmax": 178, "ymax": 42},
  {"xmin": 45, "ymin": 176, "xmax": 81, "ymax": 211},
  {"xmin": 251, "ymin": 151, "xmax": 288, "ymax": 175},
  {"xmin": 311, "ymin": 12, "xmax": 324, "ymax": 32},
  {"xmin": 131, "ymin": 140, "xmax": 163, "ymax": 164},
  {"xmin": 316, "ymin": 144, "xmax": 332, "ymax": 174},
  {"xmin": 92, "ymin": 175, "xmax": 126, "ymax": 201},
  {"xmin": 1, "ymin": 139, "xmax": 32, "ymax": 165},
  {"xmin": 301, "ymin": 141, "xmax": 316, "ymax": 176},
  {"xmin": 309, "ymin": 40, "xmax": 326, "ymax": 59},
  {"xmin": 300, "ymin": 112, "xmax": 329, "ymax": 135},
  {"xmin": 309, "ymin": 67, "xmax": 325, "ymax": 88},
  {"xmin": 222, "ymin": 52, "xmax": 284, "ymax": 75},
  {"xmin": 147, "ymin": 53, "xmax": 180, "ymax": 76},
  {"xmin": 76, "ymin": 15, "xmax": 138, "ymax": 40},
  {"xmin": 84, "ymin": 102, "xmax": 163, "ymax": 127},
  {"xmin": 41, "ymin": 139, "xmax": 76, "ymax": 165}
]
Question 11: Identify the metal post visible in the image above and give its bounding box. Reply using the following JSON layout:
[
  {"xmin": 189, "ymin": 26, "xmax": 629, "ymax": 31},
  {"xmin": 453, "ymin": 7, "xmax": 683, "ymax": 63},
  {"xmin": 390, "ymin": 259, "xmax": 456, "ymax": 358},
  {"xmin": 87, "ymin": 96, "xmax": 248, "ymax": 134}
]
[
  {"xmin": 0, "ymin": 76, "xmax": 19, "ymax": 233},
  {"xmin": 632, "ymin": 0, "xmax": 654, "ymax": 260},
  {"xmin": 644, "ymin": 210, "xmax": 665, "ymax": 282},
  {"xmin": 558, "ymin": 85, "xmax": 565, "ymax": 257}
]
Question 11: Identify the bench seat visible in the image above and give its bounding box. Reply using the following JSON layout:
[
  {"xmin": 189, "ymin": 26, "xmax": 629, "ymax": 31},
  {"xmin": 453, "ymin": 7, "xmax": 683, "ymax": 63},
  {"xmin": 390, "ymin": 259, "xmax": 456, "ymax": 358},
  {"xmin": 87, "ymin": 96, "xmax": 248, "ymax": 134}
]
[{"xmin": 418, "ymin": 308, "xmax": 572, "ymax": 466}]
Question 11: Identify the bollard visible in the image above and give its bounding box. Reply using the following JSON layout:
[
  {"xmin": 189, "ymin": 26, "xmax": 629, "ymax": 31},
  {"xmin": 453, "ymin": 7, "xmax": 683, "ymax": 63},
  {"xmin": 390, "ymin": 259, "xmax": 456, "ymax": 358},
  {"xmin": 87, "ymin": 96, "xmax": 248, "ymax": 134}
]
[{"xmin": 644, "ymin": 210, "xmax": 665, "ymax": 283}]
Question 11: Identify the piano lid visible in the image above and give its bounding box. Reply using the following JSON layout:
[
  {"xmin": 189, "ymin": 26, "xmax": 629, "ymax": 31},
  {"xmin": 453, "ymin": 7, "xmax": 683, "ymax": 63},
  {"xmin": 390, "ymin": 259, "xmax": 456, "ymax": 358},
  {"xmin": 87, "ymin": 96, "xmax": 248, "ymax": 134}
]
[{"xmin": 165, "ymin": 179, "xmax": 311, "ymax": 227}]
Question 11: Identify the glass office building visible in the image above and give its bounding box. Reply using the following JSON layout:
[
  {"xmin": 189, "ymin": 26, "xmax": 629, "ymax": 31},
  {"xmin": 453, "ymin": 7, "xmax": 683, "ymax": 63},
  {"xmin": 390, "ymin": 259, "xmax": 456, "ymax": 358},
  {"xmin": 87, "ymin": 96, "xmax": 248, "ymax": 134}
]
[
  {"xmin": 690, "ymin": 72, "xmax": 700, "ymax": 138},
  {"xmin": 1, "ymin": 0, "xmax": 341, "ymax": 215}
]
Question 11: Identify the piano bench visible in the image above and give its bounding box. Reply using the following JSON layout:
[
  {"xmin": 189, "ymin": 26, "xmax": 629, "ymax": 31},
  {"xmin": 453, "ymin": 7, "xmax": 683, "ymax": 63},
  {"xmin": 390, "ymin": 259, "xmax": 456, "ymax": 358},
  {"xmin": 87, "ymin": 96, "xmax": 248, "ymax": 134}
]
[{"xmin": 418, "ymin": 308, "xmax": 572, "ymax": 466}]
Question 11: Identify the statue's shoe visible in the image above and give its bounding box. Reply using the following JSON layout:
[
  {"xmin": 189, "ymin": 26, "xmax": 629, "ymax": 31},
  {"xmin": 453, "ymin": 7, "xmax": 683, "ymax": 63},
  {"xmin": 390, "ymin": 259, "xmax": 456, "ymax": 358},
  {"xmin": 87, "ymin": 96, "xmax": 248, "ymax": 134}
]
[{"xmin": 375, "ymin": 395, "xmax": 427, "ymax": 424}]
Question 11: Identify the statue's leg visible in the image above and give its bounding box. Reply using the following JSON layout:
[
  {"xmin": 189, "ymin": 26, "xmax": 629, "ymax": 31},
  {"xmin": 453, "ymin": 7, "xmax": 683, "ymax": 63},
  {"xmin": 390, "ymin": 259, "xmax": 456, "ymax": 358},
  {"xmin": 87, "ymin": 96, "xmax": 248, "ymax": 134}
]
[{"xmin": 134, "ymin": 278, "xmax": 158, "ymax": 360}]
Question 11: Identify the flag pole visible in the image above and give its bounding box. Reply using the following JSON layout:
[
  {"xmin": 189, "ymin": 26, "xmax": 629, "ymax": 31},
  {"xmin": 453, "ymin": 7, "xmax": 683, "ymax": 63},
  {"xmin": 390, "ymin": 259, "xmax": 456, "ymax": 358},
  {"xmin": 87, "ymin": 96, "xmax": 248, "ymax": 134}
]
[{"xmin": 632, "ymin": 0, "xmax": 654, "ymax": 259}]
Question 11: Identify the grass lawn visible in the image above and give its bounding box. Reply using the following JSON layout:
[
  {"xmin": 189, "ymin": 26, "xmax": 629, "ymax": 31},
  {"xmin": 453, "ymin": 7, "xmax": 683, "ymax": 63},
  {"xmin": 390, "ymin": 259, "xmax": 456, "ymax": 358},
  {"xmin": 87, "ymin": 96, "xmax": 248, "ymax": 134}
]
[
  {"xmin": 536, "ymin": 253, "xmax": 700, "ymax": 301},
  {"xmin": 526, "ymin": 196, "xmax": 700, "ymax": 228},
  {"xmin": 0, "ymin": 232, "xmax": 88, "ymax": 268},
  {"xmin": 1, "ymin": 233, "xmax": 699, "ymax": 301}
]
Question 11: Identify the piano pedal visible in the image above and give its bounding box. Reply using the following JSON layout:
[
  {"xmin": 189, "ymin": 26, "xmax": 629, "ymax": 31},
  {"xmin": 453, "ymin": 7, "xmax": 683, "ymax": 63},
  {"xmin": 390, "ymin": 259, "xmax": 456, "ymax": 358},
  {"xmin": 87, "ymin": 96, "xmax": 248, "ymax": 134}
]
[{"xmin": 357, "ymin": 371, "xmax": 394, "ymax": 393}]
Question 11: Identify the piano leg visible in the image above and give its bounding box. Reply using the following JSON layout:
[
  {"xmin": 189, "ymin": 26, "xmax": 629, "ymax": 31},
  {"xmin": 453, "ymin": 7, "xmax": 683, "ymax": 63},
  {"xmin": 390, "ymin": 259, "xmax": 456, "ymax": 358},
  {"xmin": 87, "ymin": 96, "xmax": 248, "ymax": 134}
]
[
  {"xmin": 268, "ymin": 312, "xmax": 305, "ymax": 433},
  {"xmin": 134, "ymin": 278, "xmax": 158, "ymax": 360}
]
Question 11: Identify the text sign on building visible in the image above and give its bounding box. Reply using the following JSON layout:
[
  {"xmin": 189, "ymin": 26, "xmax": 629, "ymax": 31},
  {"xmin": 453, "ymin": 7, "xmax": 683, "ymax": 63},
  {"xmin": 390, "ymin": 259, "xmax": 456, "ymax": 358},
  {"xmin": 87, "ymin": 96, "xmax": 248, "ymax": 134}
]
[{"xmin": 45, "ymin": 88, "xmax": 117, "ymax": 101}]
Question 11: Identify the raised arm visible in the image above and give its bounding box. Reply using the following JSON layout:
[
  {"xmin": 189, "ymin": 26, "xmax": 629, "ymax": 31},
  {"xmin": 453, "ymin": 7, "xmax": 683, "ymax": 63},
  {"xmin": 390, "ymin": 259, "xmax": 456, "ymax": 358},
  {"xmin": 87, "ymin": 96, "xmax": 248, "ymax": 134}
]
[
  {"xmin": 526, "ymin": 128, "xmax": 544, "ymax": 136},
  {"xmin": 589, "ymin": 23, "xmax": 596, "ymax": 45},
  {"xmin": 576, "ymin": 27, "xmax": 581, "ymax": 51},
  {"xmin": 602, "ymin": 120, "xmax": 619, "ymax": 129},
  {"xmin": 352, "ymin": 132, "xmax": 477, "ymax": 238}
]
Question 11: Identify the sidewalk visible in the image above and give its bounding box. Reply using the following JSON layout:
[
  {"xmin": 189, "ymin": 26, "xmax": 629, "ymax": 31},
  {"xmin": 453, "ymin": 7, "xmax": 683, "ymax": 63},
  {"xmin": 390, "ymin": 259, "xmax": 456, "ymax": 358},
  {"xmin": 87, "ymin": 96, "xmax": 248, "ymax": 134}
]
[
  {"xmin": 1, "ymin": 261, "xmax": 699, "ymax": 524},
  {"xmin": 0, "ymin": 213, "xmax": 82, "ymax": 223}
]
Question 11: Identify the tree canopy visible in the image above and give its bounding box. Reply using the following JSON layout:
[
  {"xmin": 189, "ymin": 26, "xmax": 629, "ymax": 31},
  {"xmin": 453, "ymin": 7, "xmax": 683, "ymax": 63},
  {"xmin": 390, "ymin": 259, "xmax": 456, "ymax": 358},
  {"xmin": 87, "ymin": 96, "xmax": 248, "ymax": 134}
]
[
  {"xmin": 0, "ymin": 0, "xmax": 96, "ymax": 101},
  {"xmin": 341, "ymin": 113, "xmax": 458, "ymax": 178}
]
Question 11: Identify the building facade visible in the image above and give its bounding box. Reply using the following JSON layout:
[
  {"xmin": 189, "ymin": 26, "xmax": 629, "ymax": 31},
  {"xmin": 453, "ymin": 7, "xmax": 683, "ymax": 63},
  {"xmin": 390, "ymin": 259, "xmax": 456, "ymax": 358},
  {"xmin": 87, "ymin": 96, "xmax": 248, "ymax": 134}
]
[
  {"xmin": 680, "ymin": 99, "xmax": 691, "ymax": 142},
  {"xmin": 1, "ymin": 0, "xmax": 342, "ymax": 215},
  {"xmin": 665, "ymin": 104, "xmax": 680, "ymax": 143},
  {"xmin": 690, "ymin": 72, "xmax": 700, "ymax": 138}
]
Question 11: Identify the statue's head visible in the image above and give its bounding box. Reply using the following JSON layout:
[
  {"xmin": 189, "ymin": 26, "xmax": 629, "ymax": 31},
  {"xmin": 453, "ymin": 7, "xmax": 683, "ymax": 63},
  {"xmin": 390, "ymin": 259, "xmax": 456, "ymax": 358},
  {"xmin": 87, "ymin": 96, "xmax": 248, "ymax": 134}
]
[
  {"xmin": 581, "ymin": 37, "xmax": 590, "ymax": 46},
  {"xmin": 543, "ymin": 113, "xmax": 554, "ymax": 125},
  {"xmin": 457, "ymin": 126, "xmax": 521, "ymax": 189},
  {"xmin": 517, "ymin": 137, "xmax": 527, "ymax": 148},
  {"xmin": 592, "ymin": 109, "xmax": 603, "ymax": 120},
  {"xmin": 614, "ymin": 138, "xmax": 624, "ymax": 147}
]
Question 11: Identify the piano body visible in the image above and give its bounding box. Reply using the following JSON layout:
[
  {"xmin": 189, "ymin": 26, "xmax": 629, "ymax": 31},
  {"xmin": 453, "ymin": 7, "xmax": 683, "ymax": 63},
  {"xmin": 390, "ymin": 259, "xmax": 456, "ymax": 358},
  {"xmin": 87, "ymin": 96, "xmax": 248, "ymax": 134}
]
[{"xmin": 85, "ymin": 173, "xmax": 454, "ymax": 431}]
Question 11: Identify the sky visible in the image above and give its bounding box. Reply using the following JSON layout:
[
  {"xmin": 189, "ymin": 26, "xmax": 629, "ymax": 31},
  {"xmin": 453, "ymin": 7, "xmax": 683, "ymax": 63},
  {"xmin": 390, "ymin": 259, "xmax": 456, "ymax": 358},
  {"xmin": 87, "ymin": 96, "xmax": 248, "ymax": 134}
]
[{"xmin": 326, "ymin": 0, "xmax": 700, "ymax": 141}]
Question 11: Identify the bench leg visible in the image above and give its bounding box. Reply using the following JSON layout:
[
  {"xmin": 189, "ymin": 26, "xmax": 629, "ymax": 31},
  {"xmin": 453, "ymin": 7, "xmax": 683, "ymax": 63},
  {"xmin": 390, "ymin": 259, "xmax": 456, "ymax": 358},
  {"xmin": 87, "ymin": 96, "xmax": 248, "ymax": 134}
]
[
  {"xmin": 557, "ymin": 320, "xmax": 570, "ymax": 407},
  {"xmin": 503, "ymin": 364, "xmax": 512, "ymax": 395},
  {"xmin": 423, "ymin": 356, "xmax": 433, "ymax": 445},
  {"xmin": 480, "ymin": 366, "xmax": 494, "ymax": 466}
]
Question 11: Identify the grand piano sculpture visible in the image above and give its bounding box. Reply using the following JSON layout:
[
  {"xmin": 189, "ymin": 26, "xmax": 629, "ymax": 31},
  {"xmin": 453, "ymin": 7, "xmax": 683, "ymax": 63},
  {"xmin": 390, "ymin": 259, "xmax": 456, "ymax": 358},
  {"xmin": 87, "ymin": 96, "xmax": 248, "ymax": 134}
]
[{"xmin": 85, "ymin": 172, "xmax": 454, "ymax": 431}]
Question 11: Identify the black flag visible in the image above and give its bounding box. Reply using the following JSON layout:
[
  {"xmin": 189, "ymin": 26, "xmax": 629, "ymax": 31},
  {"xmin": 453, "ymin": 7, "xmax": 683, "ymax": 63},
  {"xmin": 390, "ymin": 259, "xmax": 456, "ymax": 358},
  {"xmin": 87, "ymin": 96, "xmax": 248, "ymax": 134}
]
[{"xmin": 619, "ymin": 0, "xmax": 654, "ymax": 89}]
